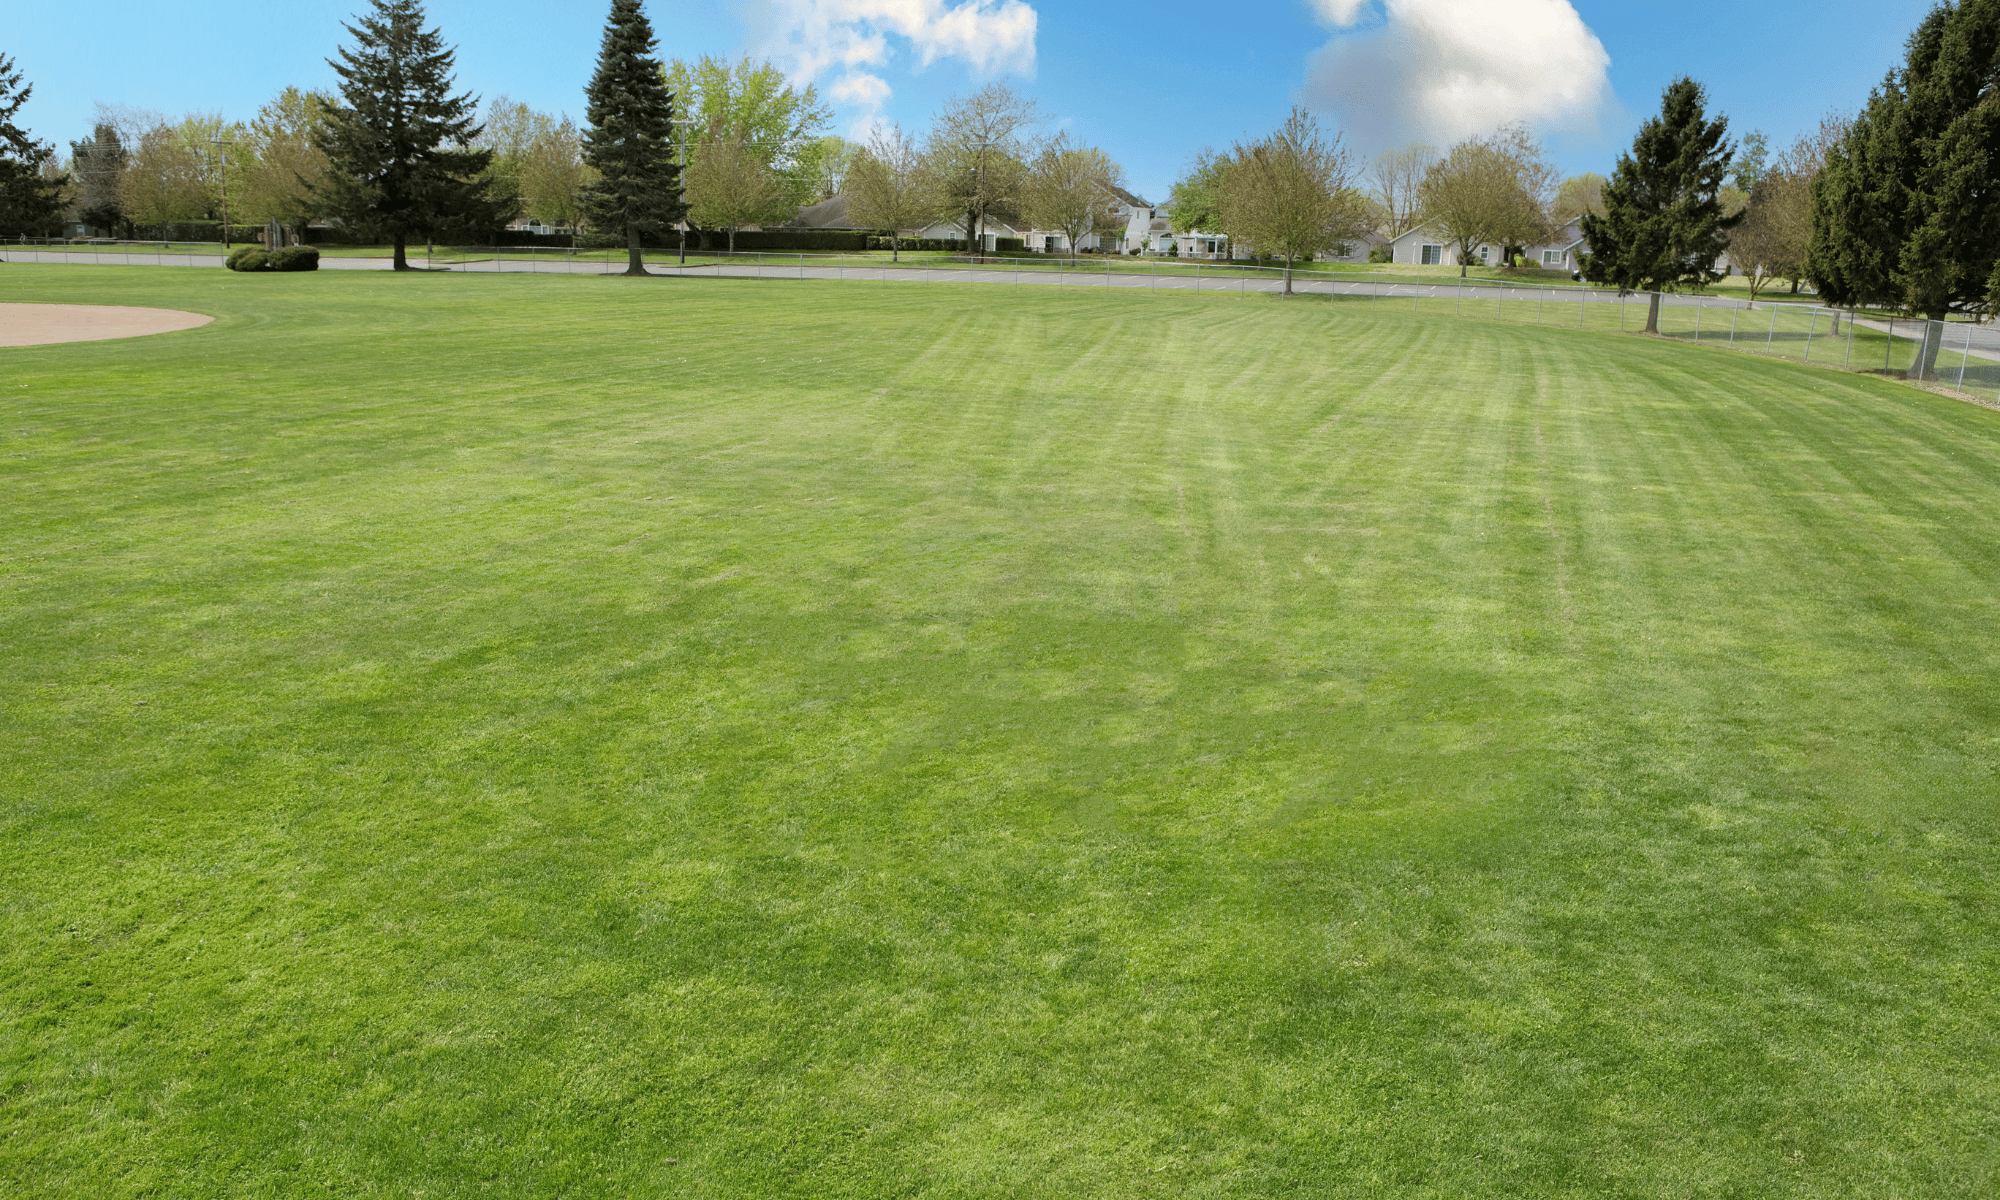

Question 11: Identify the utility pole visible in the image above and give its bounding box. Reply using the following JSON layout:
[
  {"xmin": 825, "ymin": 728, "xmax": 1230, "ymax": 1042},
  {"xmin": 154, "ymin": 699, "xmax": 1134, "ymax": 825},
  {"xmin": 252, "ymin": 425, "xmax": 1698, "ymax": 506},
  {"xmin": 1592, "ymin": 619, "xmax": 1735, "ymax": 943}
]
[
  {"xmin": 209, "ymin": 138, "xmax": 235, "ymax": 252},
  {"xmin": 671, "ymin": 118, "xmax": 696, "ymax": 265}
]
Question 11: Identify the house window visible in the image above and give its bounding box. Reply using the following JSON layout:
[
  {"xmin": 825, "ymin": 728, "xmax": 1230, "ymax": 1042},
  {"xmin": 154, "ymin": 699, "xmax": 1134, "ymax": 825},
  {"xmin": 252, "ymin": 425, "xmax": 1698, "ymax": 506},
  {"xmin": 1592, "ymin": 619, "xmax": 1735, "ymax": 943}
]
[
  {"xmin": 1542, "ymin": 250, "xmax": 1563, "ymax": 266},
  {"xmin": 1046, "ymin": 235, "xmax": 1061, "ymax": 250},
  {"xmin": 1421, "ymin": 244, "xmax": 1442, "ymax": 265}
]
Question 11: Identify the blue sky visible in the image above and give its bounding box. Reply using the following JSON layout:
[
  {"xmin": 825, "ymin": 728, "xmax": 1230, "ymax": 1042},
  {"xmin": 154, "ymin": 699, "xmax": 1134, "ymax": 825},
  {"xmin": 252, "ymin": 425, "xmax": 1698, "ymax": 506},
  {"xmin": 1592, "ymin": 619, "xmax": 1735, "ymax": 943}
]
[{"xmin": 5, "ymin": 0, "xmax": 1936, "ymax": 204}]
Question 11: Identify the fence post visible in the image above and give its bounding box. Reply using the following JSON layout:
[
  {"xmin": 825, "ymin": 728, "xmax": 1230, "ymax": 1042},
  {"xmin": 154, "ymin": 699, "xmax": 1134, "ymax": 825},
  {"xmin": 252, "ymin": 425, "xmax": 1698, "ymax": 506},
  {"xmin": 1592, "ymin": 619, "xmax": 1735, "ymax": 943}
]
[
  {"xmin": 1766, "ymin": 303, "xmax": 1778, "ymax": 352},
  {"xmin": 1846, "ymin": 309, "xmax": 1855, "ymax": 365},
  {"xmin": 1539, "ymin": 287, "xmax": 1547, "ymax": 323},
  {"xmin": 1959, "ymin": 322, "xmax": 1972, "ymax": 391},
  {"xmin": 1886, "ymin": 319, "xmax": 1895, "ymax": 369},
  {"xmin": 1694, "ymin": 295, "xmax": 1702, "ymax": 341},
  {"xmin": 1456, "ymin": 280, "xmax": 1462, "ymax": 315},
  {"xmin": 1729, "ymin": 302, "xmax": 1738, "ymax": 346}
]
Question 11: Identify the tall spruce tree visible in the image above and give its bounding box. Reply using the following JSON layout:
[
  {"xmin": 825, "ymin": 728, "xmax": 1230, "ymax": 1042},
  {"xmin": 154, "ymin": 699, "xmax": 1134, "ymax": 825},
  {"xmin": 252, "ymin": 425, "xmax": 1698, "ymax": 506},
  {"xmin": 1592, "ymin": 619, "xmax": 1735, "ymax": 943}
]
[
  {"xmin": 581, "ymin": 0, "xmax": 684, "ymax": 276},
  {"xmin": 0, "ymin": 53, "xmax": 66, "ymax": 238},
  {"xmin": 318, "ymin": 0, "xmax": 502, "ymax": 270},
  {"xmin": 69, "ymin": 124, "xmax": 127, "ymax": 237},
  {"xmin": 1581, "ymin": 77, "xmax": 1739, "ymax": 333},
  {"xmin": 1809, "ymin": 0, "xmax": 2000, "ymax": 367}
]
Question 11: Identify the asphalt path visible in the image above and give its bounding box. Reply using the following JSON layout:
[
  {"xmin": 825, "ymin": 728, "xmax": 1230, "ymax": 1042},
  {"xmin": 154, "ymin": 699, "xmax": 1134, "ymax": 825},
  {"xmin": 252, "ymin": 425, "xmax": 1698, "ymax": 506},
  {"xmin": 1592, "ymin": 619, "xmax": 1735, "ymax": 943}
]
[{"xmin": 10, "ymin": 245, "xmax": 1999, "ymax": 362}]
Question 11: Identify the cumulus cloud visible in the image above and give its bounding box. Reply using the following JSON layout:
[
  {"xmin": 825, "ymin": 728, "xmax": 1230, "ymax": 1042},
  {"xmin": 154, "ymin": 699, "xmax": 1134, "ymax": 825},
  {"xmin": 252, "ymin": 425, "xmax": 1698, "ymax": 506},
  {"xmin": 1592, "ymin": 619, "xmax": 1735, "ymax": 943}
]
[
  {"xmin": 745, "ymin": 0, "xmax": 1038, "ymax": 89},
  {"xmin": 1303, "ymin": 0, "xmax": 1610, "ymax": 152}
]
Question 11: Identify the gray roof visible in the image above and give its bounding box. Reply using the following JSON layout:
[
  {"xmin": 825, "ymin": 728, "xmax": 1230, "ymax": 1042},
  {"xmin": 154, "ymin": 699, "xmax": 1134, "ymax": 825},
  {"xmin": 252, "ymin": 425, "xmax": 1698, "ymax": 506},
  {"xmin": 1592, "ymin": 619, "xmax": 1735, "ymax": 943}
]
[{"xmin": 788, "ymin": 193, "xmax": 865, "ymax": 230}]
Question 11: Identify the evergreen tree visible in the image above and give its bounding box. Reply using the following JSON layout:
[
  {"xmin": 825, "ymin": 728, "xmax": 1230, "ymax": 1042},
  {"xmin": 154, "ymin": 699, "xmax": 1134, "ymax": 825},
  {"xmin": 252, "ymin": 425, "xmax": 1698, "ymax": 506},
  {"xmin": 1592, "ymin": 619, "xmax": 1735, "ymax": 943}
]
[
  {"xmin": 318, "ymin": 0, "xmax": 503, "ymax": 270},
  {"xmin": 1581, "ymin": 77, "xmax": 1739, "ymax": 333},
  {"xmin": 0, "ymin": 53, "xmax": 66, "ymax": 237},
  {"xmin": 69, "ymin": 124, "xmax": 127, "ymax": 237},
  {"xmin": 1809, "ymin": 0, "xmax": 2000, "ymax": 344},
  {"xmin": 581, "ymin": 0, "xmax": 684, "ymax": 276}
]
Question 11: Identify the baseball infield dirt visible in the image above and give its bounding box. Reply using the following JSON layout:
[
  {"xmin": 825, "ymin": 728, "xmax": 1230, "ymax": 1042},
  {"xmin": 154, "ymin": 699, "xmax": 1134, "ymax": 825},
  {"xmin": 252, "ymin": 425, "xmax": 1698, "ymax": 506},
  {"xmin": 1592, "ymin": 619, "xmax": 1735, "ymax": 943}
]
[{"xmin": 0, "ymin": 303, "xmax": 213, "ymax": 347}]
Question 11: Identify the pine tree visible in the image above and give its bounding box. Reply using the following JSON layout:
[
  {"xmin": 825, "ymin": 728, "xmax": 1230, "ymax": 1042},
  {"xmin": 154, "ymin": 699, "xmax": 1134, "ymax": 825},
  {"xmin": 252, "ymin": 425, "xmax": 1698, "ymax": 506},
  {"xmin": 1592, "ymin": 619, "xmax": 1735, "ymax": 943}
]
[
  {"xmin": 318, "ymin": 0, "xmax": 503, "ymax": 270},
  {"xmin": 69, "ymin": 124, "xmax": 127, "ymax": 237},
  {"xmin": 581, "ymin": 0, "xmax": 685, "ymax": 276},
  {"xmin": 0, "ymin": 54, "xmax": 66, "ymax": 238},
  {"xmin": 1809, "ymin": 0, "xmax": 2000, "ymax": 343},
  {"xmin": 1581, "ymin": 77, "xmax": 1739, "ymax": 333}
]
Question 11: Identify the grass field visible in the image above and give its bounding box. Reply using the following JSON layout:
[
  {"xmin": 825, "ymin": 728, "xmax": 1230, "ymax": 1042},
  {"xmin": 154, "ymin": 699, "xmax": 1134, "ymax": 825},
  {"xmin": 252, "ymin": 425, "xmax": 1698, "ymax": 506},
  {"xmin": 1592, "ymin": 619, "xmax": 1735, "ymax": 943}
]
[{"xmin": 4, "ymin": 266, "xmax": 1999, "ymax": 1197}]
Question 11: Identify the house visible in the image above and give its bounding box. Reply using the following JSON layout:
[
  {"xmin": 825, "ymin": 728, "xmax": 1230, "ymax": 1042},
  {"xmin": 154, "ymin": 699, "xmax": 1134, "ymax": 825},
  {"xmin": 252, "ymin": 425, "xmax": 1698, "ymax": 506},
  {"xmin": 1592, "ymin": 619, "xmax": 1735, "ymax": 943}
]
[
  {"xmin": 1387, "ymin": 216, "xmax": 1591, "ymax": 270},
  {"xmin": 789, "ymin": 193, "xmax": 869, "ymax": 231}
]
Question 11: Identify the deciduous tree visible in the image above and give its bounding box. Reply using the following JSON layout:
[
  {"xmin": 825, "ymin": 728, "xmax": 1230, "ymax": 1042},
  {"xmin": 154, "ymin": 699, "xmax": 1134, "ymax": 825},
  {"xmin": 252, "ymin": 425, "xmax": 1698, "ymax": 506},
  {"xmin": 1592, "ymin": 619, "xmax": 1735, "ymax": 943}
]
[
  {"xmin": 239, "ymin": 88, "xmax": 334, "ymax": 236},
  {"xmin": 1212, "ymin": 106, "xmax": 1368, "ymax": 294},
  {"xmin": 665, "ymin": 56, "xmax": 832, "ymax": 211},
  {"xmin": 1581, "ymin": 77, "xmax": 1739, "ymax": 332},
  {"xmin": 1369, "ymin": 144, "xmax": 1435, "ymax": 237},
  {"xmin": 1020, "ymin": 133, "xmax": 1121, "ymax": 256},
  {"xmin": 121, "ymin": 123, "xmax": 210, "ymax": 231},
  {"xmin": 926, "ymin": 83, "xmax": 1039, "ymax": 257},
  {"xmin": 1167, "ymin": 149, "xmax": 1226, "ymax": 237},
  {"xmin": 845, "ymin": 123, "xmax": 938, "ymax": 261},
  {"xmin": 581, "ymin": 0, "xmax": 684, "ymax": 274},
  {"xmin": 1418, "ymin": 127, "xmax": 1555, "ymax": 276},
  {"xmin": 521, "ymin": 117, "xmax": 593, "ymax": 233},
  {"xmin": 1554, "ymin": 172, "xmax": 1606, "ymax": 221},
  {"xmin": 318, "ymin": 0, "xmax": 501, "ymax": 270},
  {"xmin": 685, "ymin": 133, "xmax": 787, "ymax": 252}
]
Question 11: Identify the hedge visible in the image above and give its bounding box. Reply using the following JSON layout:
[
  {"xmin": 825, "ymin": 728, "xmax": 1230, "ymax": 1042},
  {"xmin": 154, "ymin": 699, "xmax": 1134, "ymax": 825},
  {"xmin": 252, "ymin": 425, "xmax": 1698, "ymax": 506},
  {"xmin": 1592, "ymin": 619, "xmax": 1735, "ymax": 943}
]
[
  {"xmin": 135, "ymin": 222, "xmax": 273, "ymax": 244},
  {"xmin": 866, "ymin": 236, "xmax": 969, "ymax": 252}
]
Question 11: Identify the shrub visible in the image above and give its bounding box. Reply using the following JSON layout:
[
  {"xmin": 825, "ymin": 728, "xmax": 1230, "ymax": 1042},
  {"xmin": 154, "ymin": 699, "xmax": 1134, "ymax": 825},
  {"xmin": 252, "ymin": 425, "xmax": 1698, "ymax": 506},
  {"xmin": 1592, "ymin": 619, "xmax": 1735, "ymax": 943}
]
[
  {"xmin": 1368, "ymin": 243, "xmax": 1392, "ymax": 263},
  {"xmin": 226, "ymin": 247, "xmax": 270, "ymax": 272},
  {"xmin": 268, "ymin": 246, "xmax": 321, "ymax": 272},
  {"xmin": 865, "ymin": 236, "xmax": 968, "ymax": 252},
  {"xmin": 993, "ymin": 236, "xmax": 1024, "ymax": 252}
]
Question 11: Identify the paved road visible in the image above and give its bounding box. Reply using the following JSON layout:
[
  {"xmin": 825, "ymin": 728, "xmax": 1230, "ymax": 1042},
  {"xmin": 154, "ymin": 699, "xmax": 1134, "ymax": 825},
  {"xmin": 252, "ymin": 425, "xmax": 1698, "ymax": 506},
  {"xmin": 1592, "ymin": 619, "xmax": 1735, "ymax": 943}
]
[{"xmin": 11, "ymin": 245, "xmax": 1998, "ymax": 360}]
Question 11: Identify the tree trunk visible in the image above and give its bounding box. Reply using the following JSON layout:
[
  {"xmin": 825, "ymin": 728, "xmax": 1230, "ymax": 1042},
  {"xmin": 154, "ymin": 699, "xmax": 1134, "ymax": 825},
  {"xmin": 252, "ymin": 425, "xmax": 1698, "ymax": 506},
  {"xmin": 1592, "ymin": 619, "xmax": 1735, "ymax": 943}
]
[
  {"xmin": 891, "ymin": 235, "xmax": 899, "ymax": 263},
  {"xmin": 1908, "ymin": 319, "xmax": 1945, "ymax": 380},
  {"xmin": 727, "ymin": 228, "xmax": 735, "ymax": 254},
  {"xmin": 1644, "ymin": 291, "xmax": 1662, "ymax": 333},
  {"xmin": 1284, "ymin": 255, "xmax": 1295, "ymax": 295},
  {"xmin": 624, "ymin": 224, "xmax": 648, "ymax": 275},
  {"xmin": 392, "ymin": 233, "xmax": 409, "ymax": 272}
]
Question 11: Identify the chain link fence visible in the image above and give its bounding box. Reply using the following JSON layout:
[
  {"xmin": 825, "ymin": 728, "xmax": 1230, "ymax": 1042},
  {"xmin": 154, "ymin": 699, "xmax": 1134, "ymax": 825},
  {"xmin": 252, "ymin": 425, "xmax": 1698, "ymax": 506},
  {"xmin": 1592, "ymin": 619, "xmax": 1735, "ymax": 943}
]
[{"xmin": 8, "ymin": 238, "xmax": 1995, "ymax": 407}]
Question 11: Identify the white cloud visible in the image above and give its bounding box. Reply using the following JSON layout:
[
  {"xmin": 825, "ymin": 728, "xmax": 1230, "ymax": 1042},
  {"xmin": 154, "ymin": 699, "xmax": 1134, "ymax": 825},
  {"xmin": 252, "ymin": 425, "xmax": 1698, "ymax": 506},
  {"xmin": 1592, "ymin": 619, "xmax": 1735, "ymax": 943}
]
[
  {"xmin": 830, "ymin": 71, "xmax": 894, "ymax": 108},
  {"xmin": 745, "ymin": 0, "xmax": 1038, "ymax": 86},
  {"xmin": 1303, "ymin": 0, "xmax": 1610, "ymax": 152}
]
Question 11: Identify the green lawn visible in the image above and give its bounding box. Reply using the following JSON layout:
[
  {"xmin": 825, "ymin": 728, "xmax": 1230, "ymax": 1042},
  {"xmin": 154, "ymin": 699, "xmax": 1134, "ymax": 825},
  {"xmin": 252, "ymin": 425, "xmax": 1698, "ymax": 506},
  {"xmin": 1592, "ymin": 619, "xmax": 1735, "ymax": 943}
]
[{"xmin": 4, "ymin": 266, "xmax": 1998, "ymax": 1198}]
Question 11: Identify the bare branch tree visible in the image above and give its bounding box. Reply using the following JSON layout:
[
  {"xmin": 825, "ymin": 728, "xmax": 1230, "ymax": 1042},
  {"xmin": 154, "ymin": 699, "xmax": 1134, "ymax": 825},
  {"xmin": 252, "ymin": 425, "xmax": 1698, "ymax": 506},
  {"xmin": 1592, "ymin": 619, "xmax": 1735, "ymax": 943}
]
[
  {"xmin": 846, "ymin": 123, "xmax": 940, "ymax": 261},
  {"xmin": 1213, "ymin": 106, "xmax": 1368, "ymax": 294},
  {"xmin": 1554, "ymin": 173, "xmax": 1606, "ymax": 222},
  {"xmin": 1369, "ymin": 144, "xmax": 1435, "ymax": 237},
  {"xmin": 1019, "ymin": 131, "xmax": 1122, "ymax": 256},
  {"xmin": 1417, "ymin": 126, "xmax": 1556, "ymax": 276}
]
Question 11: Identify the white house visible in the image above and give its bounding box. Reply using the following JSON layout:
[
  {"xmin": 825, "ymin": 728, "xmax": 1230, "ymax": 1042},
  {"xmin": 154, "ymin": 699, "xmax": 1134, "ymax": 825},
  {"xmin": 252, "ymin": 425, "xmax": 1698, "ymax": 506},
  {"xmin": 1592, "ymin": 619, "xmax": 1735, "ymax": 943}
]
[{"xmin": 1387, "ymin": 216, "xmax": 1591, "ymax": 271}]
